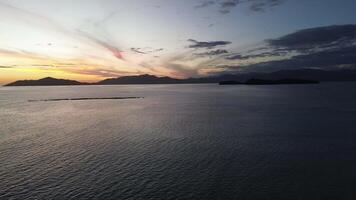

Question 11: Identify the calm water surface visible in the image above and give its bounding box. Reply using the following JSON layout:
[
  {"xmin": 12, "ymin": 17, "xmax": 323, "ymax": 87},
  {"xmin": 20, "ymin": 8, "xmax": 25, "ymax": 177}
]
[{"xmin": 1, "ymin": 83, "xmax": 356, "ymax": 199}]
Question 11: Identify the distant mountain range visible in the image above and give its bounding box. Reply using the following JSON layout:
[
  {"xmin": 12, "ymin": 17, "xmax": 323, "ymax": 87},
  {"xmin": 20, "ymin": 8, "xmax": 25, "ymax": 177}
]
[
  {"xmin": 97, "ymin": 74, "xmax": 182, "ymax": 85},
  {"xmin": 4, "ymin": 69, "xmax": 356, "ymax": 86}
]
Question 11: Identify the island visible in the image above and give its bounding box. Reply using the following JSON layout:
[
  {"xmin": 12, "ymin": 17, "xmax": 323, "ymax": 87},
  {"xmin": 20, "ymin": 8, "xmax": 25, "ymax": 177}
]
[
  {"xmin": 219, "ymin": 79, "xmax": 319, "ymax": 85},
  {"xmin": 5, "ymin": 77, "xmax": 85, "ymax": 86},
  {"xmin": 245, "ymin": 79, "xmax": 319, "ymax": 85},
  {"xmin": 219, "ymin": 81, "xmax": 243, "ymax": 85}
]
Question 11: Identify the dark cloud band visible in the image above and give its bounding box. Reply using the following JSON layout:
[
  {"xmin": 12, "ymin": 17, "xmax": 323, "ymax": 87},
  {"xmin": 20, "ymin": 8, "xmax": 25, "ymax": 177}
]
[
  {"xmin": 223, "ymin": 24, "xmax": 356, "ymax": 73},
  {"xmin": 195, "ymin": 0, "xmax": 286, "ymax": 14},
  {"xmin": 188, "ymin": 39, "xmax": 231, "ymax": 49},
  {"xmin": 268, "ymin": 24, "xmax": 356, "ymax": 50}
]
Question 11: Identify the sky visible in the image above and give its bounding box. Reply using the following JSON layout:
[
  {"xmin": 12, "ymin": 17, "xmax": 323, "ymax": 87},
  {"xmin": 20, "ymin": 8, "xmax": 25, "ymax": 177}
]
[{"xmin": 0, "ymin": 0, "xmax": 356, "ymax": 84}]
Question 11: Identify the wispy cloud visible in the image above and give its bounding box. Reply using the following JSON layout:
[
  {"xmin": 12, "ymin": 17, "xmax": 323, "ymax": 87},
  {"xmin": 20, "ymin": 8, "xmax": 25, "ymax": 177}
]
[
  {"xmin": 226, "ymin": 51, "xmax": 286, "ymax": 60},
  {"xmin": 0, "ymin": 46, "xmax": 129, "ymax": 79},
  {"xmin": 0, "ymin": 48, "xmax": 49, "ymax": 60},
  {"xmin": 65, "ymin": 66, "xmax": 135, "ymax": 78},
  {"xmin": 77, "ymin": 31, "xmax": 124, "ymax": 60},
  {"xmin": 131, "ymin": 47, "xmax": 164, "ymax": 54},
  {"xmin": 0, "ymin": 2, "xmax": 126, "ymax": 62},
  {"xmin": 195, "ymin": 49, "xmax": 229, "ymax": 57}
]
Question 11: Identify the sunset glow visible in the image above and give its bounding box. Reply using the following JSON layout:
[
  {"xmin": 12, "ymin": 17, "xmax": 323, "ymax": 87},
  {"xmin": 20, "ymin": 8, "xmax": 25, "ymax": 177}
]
[{"xmin": 1, "ymin": 0, "xmax": 356, "ymax": 84}]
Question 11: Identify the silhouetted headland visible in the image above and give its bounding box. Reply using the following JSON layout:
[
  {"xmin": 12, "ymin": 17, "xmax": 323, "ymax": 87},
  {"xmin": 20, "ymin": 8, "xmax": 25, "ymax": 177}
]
[
  {"xmin": 5, "ymin": 77, "xmax": 85, "ymax": 86},
  {"xmin": 4, "ymin": 69, "xmax": 356, "ymax": 86}
]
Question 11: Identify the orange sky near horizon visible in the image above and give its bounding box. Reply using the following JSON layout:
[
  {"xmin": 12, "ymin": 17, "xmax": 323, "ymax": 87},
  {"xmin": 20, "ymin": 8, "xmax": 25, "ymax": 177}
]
[{"xmin": 0, "ymin": 68, "xmax": 102, "ymax": 85}]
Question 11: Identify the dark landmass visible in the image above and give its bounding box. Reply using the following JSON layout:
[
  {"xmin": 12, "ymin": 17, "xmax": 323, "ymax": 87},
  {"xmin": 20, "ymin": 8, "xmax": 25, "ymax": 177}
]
[
  {"xmin": 5, "ymin": 77, "xmax": 85, "ymax": 86},
  {"xmin": 28, "ymin": 97, "xmax": 143, "ymax": 102},
  {"xmin": 243, "ymin": 69, "xmax": 356, "ymax": 82},
  {"xmin": 73, "ymin": 68, "xmax": 356, "ymax": 85},
  {"xmin": 4, "ymin": 69, "xmax": 356, "ymax": 86},
  {"xmin": 97, "ymin": 74, "xmax": 182, "ymax": 85},
  {"xmin": 199, "ymin": 69, "xmax": 356, "ymax": 84},
  {"xmin": 219, "ymin": 81, "xmax": 243, "ymax": 85},
  {"xmin": 245, "ymin": 79, "xmax": 319, "ymax": 85},
  {"xmin": 219, "ymin": 78, "xmax": 319, "ymax": 85}
]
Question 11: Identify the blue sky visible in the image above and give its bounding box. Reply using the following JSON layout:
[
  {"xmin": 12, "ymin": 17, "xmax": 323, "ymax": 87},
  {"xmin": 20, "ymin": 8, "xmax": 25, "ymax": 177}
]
[{"xmin": 0, "ymin": 0, "xmax": 355, "ymax": 83}]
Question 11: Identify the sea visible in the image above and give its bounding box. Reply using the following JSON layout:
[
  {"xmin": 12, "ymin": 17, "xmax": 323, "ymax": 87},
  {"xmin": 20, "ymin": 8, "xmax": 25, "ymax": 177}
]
[{"xmin": 1, "ymin": 83, "xmax": 356, "ymax": 200}]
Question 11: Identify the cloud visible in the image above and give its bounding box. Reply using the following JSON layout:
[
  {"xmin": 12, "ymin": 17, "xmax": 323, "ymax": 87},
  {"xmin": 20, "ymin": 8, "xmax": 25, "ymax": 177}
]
[
  {"xmin": 226, "ymin": 51, "xmax": 286, "ymax": 60},
  {"xmin": 249, "ymin": 2, "xmax": 266, "ymax": 12},
  {"xmin": 196, "ymin": 0, "xmax": 287, "ymax": 14},
  {"xmin": 0, "ymin": 2, "xmax": 70, "ymax": 35},
  {"xmin": 78, "ymin": 31, "xmax": 124, "ymax": 60},
  {"xmin": 167, "ymin": 63, "xmax": 200, "ymax": 77},
  {"xmin": 66, "ymin": 67, "xmax": 135, "ymax": 78},
  {"xmin": 248, "ymin": 0, "xmax": 285, "ymax": 12},
  {"xmin": 221, "ymin": 0, "xmax": 239, "ymax": 8},
  {"xmin": 93, "ymin": 40, "xmax": 124, "ymax": 60},
  {"xmin": 267, "ymin": 24, "xmax": 356, "ymax": 51},
  {"xmin": 224, "ymin": 45, "xmax": 356, "ymax": 72},
  {"xmin": 187, "ymin": 39, "xmax": 232, "ymax": 49},
  {"xmin": 195, "ymin": 0, "xmax": 215, "ymax": 9},
  {"xmin": 219, "ymin": 0, "xmax": 240, "ymax": 14},
  {"xmin": 94, "ymin": 11, "xmax": 120, "ymax": 26},
  {"xmin": 131, "ymin": 48, "xmax": 147, "ymax": 54},
  {"xmin": 0, "ymin": 45, "xmax": 130, "ymax": 78},
  {"xmin": 131, "ymin": 47, "xmax": 164, "ymax": 54},
  {"xmin": 195, "ymin": 49, "xmax": 229, "ymax": 57},
  {"xmin": 225, "ymin": 25, "xmax": 356, "ymax": 63},
  {"xmin": 0, "ymin": 48, "xmax": 48, "ymax": 61},
  {"xmin": 219, "ymin": 24, "xmax": 356, "ymax": 73},
  {"xmin": 0, "ymin": 2, "xmax": 126, "ymax": 63}
]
